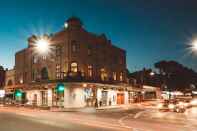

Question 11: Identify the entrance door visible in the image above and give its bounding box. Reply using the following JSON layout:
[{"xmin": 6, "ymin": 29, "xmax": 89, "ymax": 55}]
[
  {"xmin": 33, "ymin": 94, "xmax": 37, "ymax": 106},
  {"xmin": 101, "ymin": 91, "xmax": 108, "ymax": 106},
  {"xmin": 41, "ymin": 91, "xmax": 48, "ymax": 106},
  {"xmin": 117, "ymin": 93, "xmax": 124, "ymax": 104}
]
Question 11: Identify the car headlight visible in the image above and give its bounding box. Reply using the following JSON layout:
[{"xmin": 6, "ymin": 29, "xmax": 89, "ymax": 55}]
[
  {"xmin": 168, "ymin": 104, "xmax": 175, "ymax": 109},
  {"xmin": 183, "ymin": 103, "xmax": 189, "ymax": 107},
  {"xmin": 157, "ymin": 103, "xmax": 163, "ymax": 109},
  {"xmin": 190, "ymin": 99, "xmax": 197, "ymax": 106}
]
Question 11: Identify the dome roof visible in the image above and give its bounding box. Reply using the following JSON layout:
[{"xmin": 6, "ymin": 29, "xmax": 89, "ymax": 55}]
[
  {"xmin": 67, "ymin": 16, "xmax": 82, "ymax": 23},
  {"xmin": 66, "ymin": 16, "xmax": 83, "ymax": 29}
]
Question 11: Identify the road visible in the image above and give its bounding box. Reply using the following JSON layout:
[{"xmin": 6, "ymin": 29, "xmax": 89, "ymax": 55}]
[
  {"xmin": 0, "ymin": 106, "xmax": 197, "ymax": 131},
  {"xmin": 0, "ymin": 112, "xmax": 108, "ymax": 131}
]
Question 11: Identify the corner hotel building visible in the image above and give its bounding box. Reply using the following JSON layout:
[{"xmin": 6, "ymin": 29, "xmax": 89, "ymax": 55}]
[{"xmin": 14, "ymin": 17, "xmax": 139, "ymax": 108}]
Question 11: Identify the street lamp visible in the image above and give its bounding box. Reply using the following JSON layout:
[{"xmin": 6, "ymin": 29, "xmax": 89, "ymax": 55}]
[
  {"xmin": 187, "ymin": 38, "xmax": 197, "ymax": 55},
  {"xmin": 150, "ymin": 72, "xmax": 155, "ymax": 76},
  {"xmin": 34, "ymin": 36, "xmax": 51, "ymax": 56}
]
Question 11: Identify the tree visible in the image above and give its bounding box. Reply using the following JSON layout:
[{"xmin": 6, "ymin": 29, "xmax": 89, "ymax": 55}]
[{"xmin": 154, "ymin": 60, "xmax": 197, "ymax": 92}]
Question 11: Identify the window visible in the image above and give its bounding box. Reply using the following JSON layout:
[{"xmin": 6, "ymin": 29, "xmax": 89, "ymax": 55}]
[
  {"xmin": 56, "ymin": 46, "xmax": 62, "ymax": 56},
  {"xmin": 7, "ymin": 80, "xmax": 13, "ymax": 86},
  {"xmin": 42, "ymin": 56, "xmax": 47, "ymax": 60},
  {"xmin": 32, "ymin": 69, "xmax": 37, "ymax": 81},
  {"xmin": 56, "ymin": 64, "xmax": 61, "ymax": 79},
  {"xmin": 71, "ymin": 41, "xmax": 79, "ymax": 53},
  {"xmin": 88, "ymin": 65, "xmax": 93, "ymax": 77},
  {"xmin": 119, "ymin": 55, "xmax": 124, "ymax": 65},
  {"xmin": 113, "ymin": 72, "xmax": 117, "ymax": 81},
  {"xmin": 88, "ymin": 46, "xmax": 92, "ymax": 56},
  {"xmin": 41, "ymin": 67, "xmax": 49, "ymax": 80},
  {"xmin": 100, "ymin": 68, "xmax": 107, "ymax": 81},
  {"xmin": 120, "ymin": 72, "xmax": 123, "ymax": 81},
  {"xmin": 71, "ymin": 62, "xmax": 78, "ymax": 73},
  {"xmin": 32, "ymin": 56, "xmax": 38, "ymax": 64}
]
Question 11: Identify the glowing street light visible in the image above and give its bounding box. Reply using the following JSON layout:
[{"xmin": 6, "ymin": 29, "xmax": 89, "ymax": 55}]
[
  {"xmin": 187, "ymin": 38, "xmax": 197, "ymax": 55},
  {"xmin": 150, "ymin": 72, "xmax": 155, "ymax": 76},
  {"xmin": 34, "ymin": 36, "xmax": 51, "ymax": 56}
]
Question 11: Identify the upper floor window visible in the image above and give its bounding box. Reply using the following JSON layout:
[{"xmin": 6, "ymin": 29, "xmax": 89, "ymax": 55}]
[
  {"xmin": 119, "ymin": 55, "xmax": 124, "ymax": 65},
  {"xmin": 56, "ymin": 45, "xmax": 62, "ymax": 56},
  {"xmin": 41, "ymin": 67, "xmax": 49, "ymax": 80},
  {"xmin": 32, "ymin": 69, "xmax": 37, "ymax": 81},
  {"xmin": 32, "ymin": 55, "xmax": 38, "ymax": 64},
  {"xmin": 113, "ymin": 72, "xmax": 117, "ymax": 81},
  {"xmin": 120, "ymin": 72, "xmax": 123, "ymax": 82},
  {"xmin": 7, "ymin": 80, "xmax": 13, "ymax": 86},
  {"xmin": 42, "ymin": 56, "xmax": 47, "ymax": 60},
  {"xmin": 71, "ymin": 62, "xmax": 78, "ymax": 73},
  {"xmin": 71, "ymin": 41, "xmax": 79, "ymax": 53},
  {"xmin": 100, "ymin": 68, "xmax": 107, "ymax": 81},
  {"xmin": 56, "ymin": 64, "xmax": 61, "ymax": 79},
  {"xmin": 88, "ymin": 65, "xmax": 93, "ymax": 77},
  {"xmin": 87, "ymin": 46, "xmax": 92, "ymax": 56}
]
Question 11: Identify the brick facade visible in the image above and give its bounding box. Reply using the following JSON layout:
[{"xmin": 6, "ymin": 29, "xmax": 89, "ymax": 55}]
[{"xmin": 15, "ymin": 17, "xmax": 127, "ymax": 85}]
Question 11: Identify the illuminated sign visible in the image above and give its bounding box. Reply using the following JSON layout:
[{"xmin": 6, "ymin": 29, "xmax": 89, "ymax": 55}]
[{"xmin": 0, "ymin": 90, "xmax": 5, "ymax": 98}]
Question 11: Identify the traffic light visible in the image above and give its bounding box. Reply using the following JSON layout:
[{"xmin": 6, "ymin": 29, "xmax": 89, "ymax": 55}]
[
  {"xmin": 14, "ymin": 89, "xmax": 22, "ymax": 97},
  {"xmin": 56, "ymin": 83, "xmax": 65, "ymax": 93}
]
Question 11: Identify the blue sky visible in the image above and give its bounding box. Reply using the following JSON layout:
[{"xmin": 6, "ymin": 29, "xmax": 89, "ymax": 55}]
[{"xmin": 0, "ymin": 0, "xmax": 197, "ymax": 72}]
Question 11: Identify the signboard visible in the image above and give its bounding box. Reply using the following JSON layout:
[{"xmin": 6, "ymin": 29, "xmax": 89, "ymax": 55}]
[{"xmin": 0, "ymin": 90, "xmax": 5, "ymax": 98}]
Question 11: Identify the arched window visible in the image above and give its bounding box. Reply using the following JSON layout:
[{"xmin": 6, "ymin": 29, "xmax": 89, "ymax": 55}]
[
  {"xmin": 41, "ymin": 67, "xmax": 49, "ymax": 80},
  {"xmin": 88, "ymin": 65, "xmax": 93, "ymax": 77},
  {"xmin": 7, "ymin": 80, "xmax": 13, "ymax": 86},
  {"xmin": 100, "ymin": 68, "xmax": 107, "ymax": 81},
  {"xmin": 71, "ymin": 62, "xmax": 78, "ymax": 73}
]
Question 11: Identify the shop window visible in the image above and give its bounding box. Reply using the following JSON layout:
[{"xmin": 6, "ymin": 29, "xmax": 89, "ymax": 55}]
[{"xmin": 71, "ymin": 62, "xmax": 78, "ymax": 73}]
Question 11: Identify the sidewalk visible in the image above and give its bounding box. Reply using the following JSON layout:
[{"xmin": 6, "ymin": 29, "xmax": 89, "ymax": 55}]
[
  {"xmin": 50, "ymin": 102, "xmax": 156, "ymax": 113},
  {"xmin": 3, "ymin": 100, "xmax": 158, "ymax": 113}
]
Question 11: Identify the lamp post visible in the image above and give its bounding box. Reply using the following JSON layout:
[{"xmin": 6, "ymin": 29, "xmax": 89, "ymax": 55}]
[{"xmin": 140, "ymin": 70, "xmax": 155, "ymax": 102}]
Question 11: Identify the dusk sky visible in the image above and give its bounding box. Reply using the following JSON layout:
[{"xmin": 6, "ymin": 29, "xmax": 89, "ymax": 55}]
[{"xmin": 1, "ymin": 0, "xmax": 197, "ymax": 72}]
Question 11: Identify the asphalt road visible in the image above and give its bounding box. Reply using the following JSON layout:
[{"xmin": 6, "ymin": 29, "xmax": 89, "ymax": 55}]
[
  {"xmin": 0, "ymin": 112, "xmax": 113, "ymax": 131},
  {"xmin": 1, "ymin": 106, "xmax": 197, "ymax": 131}
]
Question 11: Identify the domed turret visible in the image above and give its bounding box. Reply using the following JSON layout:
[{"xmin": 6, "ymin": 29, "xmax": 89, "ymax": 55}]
[{"xmin": 66, "ymin": 16, "xmax": 83, "ymax": 29}]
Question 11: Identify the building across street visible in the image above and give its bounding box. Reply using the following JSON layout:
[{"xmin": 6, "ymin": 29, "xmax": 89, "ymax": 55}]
[{"xmin": 3, "ymin": 17, "xmax": 160, "ymax": 108}]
